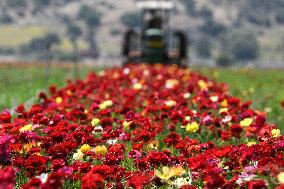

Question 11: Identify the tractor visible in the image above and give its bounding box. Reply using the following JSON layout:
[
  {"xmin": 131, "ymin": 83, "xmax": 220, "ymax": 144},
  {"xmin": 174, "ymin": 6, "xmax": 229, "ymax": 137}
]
[{"xmin": 122, "ymin": 0, "xmax": 188, "ymax": 66}]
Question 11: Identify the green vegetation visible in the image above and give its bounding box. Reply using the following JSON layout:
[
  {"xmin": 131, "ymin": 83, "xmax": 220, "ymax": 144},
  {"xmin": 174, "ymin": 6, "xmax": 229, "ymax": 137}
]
[
  {"xmin": 0, "ymin": 63, "xmax": 97, "ymax": 110},
  {"xmin": 195, "ymin": 67, "xmax": 284, "ymax": 131},
  {"xmin": 0, "ymin": 64, "xmax": 283, "ymax": 131},
  {"xmin": 78, "ymin": 5, "xmax": 101, "ymax": 53}
]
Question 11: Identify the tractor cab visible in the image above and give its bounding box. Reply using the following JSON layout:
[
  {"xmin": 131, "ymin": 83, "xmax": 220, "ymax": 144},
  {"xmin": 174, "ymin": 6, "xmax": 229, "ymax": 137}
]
[{"xmin": 122, "ymin": 0, "xmax": 188, "ymax": 65}]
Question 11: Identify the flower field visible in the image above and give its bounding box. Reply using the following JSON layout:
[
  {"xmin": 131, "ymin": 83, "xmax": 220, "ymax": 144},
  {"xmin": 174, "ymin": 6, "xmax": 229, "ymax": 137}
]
[{"xmin": 0, "ymin": 64, "xmax": 284, "ymax": 188}]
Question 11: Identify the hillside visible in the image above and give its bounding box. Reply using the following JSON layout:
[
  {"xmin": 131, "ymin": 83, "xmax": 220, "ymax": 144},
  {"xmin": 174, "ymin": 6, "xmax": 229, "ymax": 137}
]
[{"xmin": 0, "ymin": 0, "xmax": 284, "ymax": 64}]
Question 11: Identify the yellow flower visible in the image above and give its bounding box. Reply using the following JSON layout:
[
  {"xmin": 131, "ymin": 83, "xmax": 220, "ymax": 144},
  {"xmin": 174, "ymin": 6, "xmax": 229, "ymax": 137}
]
[
  {"xmin": 91, "ymin": 118, "xmax": 100, "ymax": 126},
  {"xmin": 240, "ymin": 118, "xmax": 253, "ymax": 127},
  {"xmin": 278, "ymin": 172, "xmax": 284, "ymax": 184},
  {"xmin": 99, "ymin": 100, "xmax": 113, "ymax": 110},
  {"xmin": 249, "ymin": 87, "xmax": 255, "ymax": 94},
  {"xmin": 93, "ymin": 145, "xmax": 107, "ymax": 155},
  {"xmin": 133, "ymin": 83, "xmax": 143, "ymax": 90},
  {"xmin": 247, "ymin": 141, "xmax": 256, "ymax": 146},
  {"xmin": 219, "ymin": 108, "xmax": 228, "ymax": 114},
  {"xmin": 19, "ymin": 124, "xmax": 33, "ymax": 132},
  {"xmin": 55, "ymin": 97, "xmax": 63, "ymax": 104},
  {"xmin": 165, "ymin": 79, "xmax": 179, "ymax": 89},
  {"xmin": 198, "ymin": 80, "xmax": 208, "ymax": 90},
  {"xmin": 220, "ymin": 99, "xmax": 228, "ymax": 107},
  {"xmin": 155, "ymin": 166, "xmax": 185, "ymax": 181},
  {"xmin": 186, "ymin": 122, "xmax": 199, "ymax": 133},
  {"xmin": 148, "ymin": 140, "xmax": 159, "ymax": 150},
  {"xmin": 165, "ymin": 100, "xmax": 176, "ymax": 107},
  {"xmin": 271, "ymin": 129, "xmax": 281, "ymax": 138},
  {"xmin": 123, "ymin": 121, "xmax": 132, "ymax": 131},
  {"xmin": 80, "ymin": 144, "xmax": 91, "ymax": 154},
  {"xmin": 19, "ymin": 141, "xmax": 40, "ymax": 154}
]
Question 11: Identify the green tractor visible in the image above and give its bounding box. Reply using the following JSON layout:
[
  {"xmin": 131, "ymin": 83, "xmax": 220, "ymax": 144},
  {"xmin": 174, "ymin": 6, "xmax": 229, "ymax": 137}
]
[{"xmin": 122, "ymin": 0, "xmax": 188, "ymax": 66}]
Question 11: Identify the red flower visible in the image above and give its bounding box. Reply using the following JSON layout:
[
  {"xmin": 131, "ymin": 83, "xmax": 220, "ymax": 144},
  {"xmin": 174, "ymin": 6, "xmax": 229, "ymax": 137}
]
[
  {"xmin": 230, "ymin": 124, "xmax": 243, "ymax": 138},
  {"xmin": 203, "ymin": 168, "xmax": 225, "ymax": 188},
  {"xmin": 21, "ymin": 178, "xmax": 42, "ymax": 189},
  {"xmin": 82, "ymin": 172, "xmax": 104, "ymax": 189},
  {"xmin": 41, "ymin": 173, "xmax": 65, "ymax": 189},
  {"xmin": 247, "ymin": 180, "xmax": 267, "ymax": 189},
  {"xmin": 0, "ymin": 110, "xmax": 11, "ymax": 123},
  {"xmin": 180, "ymin": 185, "xmax": 197, "ymax": 189},
  {"xmin": 0, "ymin": 166, "xmax": 15, "ymax": 189},
  {"xmin": 0, "ymin": 134, "xmax": 13, "ymax": 165},
  {"xmin": 127, "ymin": 173, "xmax": 152, "ymax": 189}
]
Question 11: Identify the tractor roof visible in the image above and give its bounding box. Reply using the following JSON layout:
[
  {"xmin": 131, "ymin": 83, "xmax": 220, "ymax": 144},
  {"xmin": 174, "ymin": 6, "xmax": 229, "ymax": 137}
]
[{"xmin": 136, "ymin": 1, "xmax": 174, "ymax": 10}]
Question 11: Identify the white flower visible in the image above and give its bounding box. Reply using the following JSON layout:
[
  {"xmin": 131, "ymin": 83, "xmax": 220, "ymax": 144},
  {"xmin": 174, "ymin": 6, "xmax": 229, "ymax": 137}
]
[
  {"xmin": 92, "ymin": 125, "xmax": 103, "ymax": 134},
  {"xmin": 236, "ymin": 173, "xmax": 256, "ymax": 185},
  {"xmin": 143, "ymin": 69, "xmax": 150, "ymax": 76},
  {"xmin": 222, "ymin": 115, "xmax": 232, "ymax": 123},
  {"xmin": 73, "ymin": 149, "xmax": 84, "ymax": 161},
  {"xmin": 123, "ymin": 68, "xmax": 130, "ymax": 75},
  {"xmin": 172, "ymin": 177, "xmax": 192, "ymax": 187},
  {"xmin": 183, "ymin": 93, "xmax": 191, "ymax": 99},
  {"xmin": 165, "ymin": 100, "xmax": 176, "ymax": 107},
  {"xmin": 107, "ymin": 139, "xmax": 117, "ymax": 145},
  {"xmin": 36, "ymin": 173, "xmax": 48, "ymax": 183},
  {"xmin": 210, "ymin": 96, "xmax": 218, "ymax": 102}
]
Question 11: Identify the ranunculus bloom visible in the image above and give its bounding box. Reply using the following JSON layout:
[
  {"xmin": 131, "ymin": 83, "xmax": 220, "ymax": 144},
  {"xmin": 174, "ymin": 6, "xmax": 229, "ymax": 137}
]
[
  {"xmin": 0, "ymin": 166, "xmax": 16, "ymax": 189},
  {"xmin": 0, "ymin": 65, "xmax": 283, "ymax": 188},
  {"xmin": 0, "ymin": 134, "xmax": 12, "ymax": 165}
]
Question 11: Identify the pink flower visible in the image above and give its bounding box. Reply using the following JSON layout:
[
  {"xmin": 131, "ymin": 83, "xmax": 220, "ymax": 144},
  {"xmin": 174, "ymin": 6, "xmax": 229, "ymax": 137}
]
[
  {"xmin": 128, "ymin": 150, "xmax": 142, "ymax": 160},
  {"xmin": 0, "ymin": 134, "xmax": 13, "ymax": 165}
]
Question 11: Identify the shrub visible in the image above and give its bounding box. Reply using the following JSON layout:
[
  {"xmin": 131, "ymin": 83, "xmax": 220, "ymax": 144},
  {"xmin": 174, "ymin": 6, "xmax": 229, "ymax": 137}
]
[
  {"xmin": 0, "ymin": 14, "xmax": 13, "ymax": 24},
  {"xmin": 199, "ymin": 18, "xmax": 226, "ymax": 37},
  {"xmin": 276, "ymin": 9, "xmax": 284, "ymax": 24},
  {"xmin": 195, "ymin": 37, "xmax": 212, "ymax": 58},
  {"xmin": 120, "ymin": 12, "xmax": 140, "ymax": 28},
  {"xmin": 229, "ymin": 31, "xmax": 259, "ymax": 61},
  {"xmin": 180, "ymin": 0, "xmax": 196, "ymax": 16},
  {"xmin": 216, "ymin": 53, "xmax": 233, "ymax": 67}
]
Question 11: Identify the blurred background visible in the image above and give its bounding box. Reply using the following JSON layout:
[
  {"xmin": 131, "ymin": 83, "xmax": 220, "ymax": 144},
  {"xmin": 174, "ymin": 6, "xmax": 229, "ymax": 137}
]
[
  {"xmin": 0, "ymin": 0, "xmax": 284, "ymax": 66},
  {"xmin": 0, "ymin": 0, "xmax": 283, "ymax": 130}
]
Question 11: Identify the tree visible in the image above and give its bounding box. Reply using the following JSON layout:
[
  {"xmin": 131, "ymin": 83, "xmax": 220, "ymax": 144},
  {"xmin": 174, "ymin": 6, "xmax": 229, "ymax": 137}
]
[
  {"xmin": 0, "ymin": 14, "xmax": 13, "ymax": 24},
  {"xmin": 66, "ymin": 20, "xmax": 82, "ymax": 58},
  {"xmin": 20, "ymin": 33, "xmax": 60, "ymax": 56},
  {"xmin": 65, "ymin": 20, "xmax": 82, "ymax": 78},
  {"xmin": 6, "ymin": 0, "xmax": 27, "ymax": 8},
  {"xmin": 78, "ymin": 5, "xmax": 101, "ymax": 54},
  {"xmin": 276, "ymin": 9, "xmax": 284, "ymax": 24},
  {"xmin": 198, "ymin": 7, "xmax": 213, "ymax": 20},
  {"xmin": 195, "ymin": 37, "xmax": 212, "ymax": 58},
  {"xmin": 32, "ymin": 0, "xmax": 53, "ymax": 14},
  {"xmin": 216, "ymin": 53, "xmax": 233, "ymax": 67},
  {"xmin": 120, "ymin": 12, "xmax": 140, "ymax": 28},
  {"xmin": 181, "ymin": 0, "xmax": 196, "ymax": 16},
  {"xmin": 227, "ymin": 31, "xmax": 259, "ymax": 61},
  {"xmin": 200, "ymin": 18, "xmax": 226, "ymax": 37}
]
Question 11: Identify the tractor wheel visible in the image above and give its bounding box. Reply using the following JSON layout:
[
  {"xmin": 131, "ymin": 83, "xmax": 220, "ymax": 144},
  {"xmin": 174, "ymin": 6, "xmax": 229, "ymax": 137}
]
[
  {"xmin": 122, "ymin": 29, "xmax": 136, "ymax": 56},
  {"xmin": 174, "ymin": 30, "xmax": 188, "ymax": 60}
]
